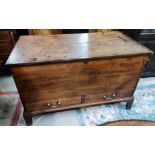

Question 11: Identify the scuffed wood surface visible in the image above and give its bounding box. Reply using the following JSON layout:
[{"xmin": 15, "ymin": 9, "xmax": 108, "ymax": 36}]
[{"xmin": 6, "ymin": 31, "xmax": 152, "ymax": 66}]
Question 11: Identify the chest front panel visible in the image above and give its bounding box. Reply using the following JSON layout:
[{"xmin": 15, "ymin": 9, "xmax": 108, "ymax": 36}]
[{"xmin": 11, "ymin": 55, "xmax": 147, "ymax": 112}]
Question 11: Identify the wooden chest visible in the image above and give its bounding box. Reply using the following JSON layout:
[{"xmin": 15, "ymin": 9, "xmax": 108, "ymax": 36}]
[{"xmin": 6, "ymin": 31, "xmax": 152, "ymax": 125}]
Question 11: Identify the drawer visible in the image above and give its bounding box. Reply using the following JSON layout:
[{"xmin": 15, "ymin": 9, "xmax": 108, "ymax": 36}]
[
  {"xmin": 24, "ymin": 96, "xmax": 82, "ymax": 112},
  {"xmin": 85, "ymin": 89, "xmax": 134, "ymax": 103},
  {"xmin": 0, "ymin": 31, "xmax": 12, "ymax": 41}
]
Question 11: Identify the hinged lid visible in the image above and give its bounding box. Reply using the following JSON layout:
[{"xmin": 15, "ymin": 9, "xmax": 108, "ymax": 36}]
[{"xmin": 6, "ymin": 31, "xmax": 152, "ymax": 66}]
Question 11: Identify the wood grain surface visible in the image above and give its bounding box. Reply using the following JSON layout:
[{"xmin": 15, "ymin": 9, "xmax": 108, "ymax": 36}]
[
  {"xmin": 11, "ymin": 56, "xmax": 147, "ymax": 113},
  {"xmin": 6, "ymin": 31, "xmax": 152, "ymax": 66}
]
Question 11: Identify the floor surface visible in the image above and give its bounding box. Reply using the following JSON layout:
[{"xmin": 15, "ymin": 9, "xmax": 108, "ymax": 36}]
[{"xmin": 0, "ymin": 75, "xmax": 80, "ymax": 126}]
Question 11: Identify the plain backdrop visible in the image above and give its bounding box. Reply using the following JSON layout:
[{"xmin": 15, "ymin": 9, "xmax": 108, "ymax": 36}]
[{"xmin": 0, "ymin": 0, "xmax": 155, "ymax": 155}]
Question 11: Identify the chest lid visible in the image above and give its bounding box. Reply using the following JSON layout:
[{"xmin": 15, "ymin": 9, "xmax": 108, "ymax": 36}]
[{"xmin": 6, "ymin": 31, "xmax": 152, "ymax": 66}]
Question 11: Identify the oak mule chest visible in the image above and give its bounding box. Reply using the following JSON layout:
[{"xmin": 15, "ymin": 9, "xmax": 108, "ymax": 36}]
[{"xmin": 6, "ymin": 31, "xmax": 152, "ymax": 125}]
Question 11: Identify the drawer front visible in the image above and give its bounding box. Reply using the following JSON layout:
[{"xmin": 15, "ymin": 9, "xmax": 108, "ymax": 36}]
[
  {"xmin": 85, "ymin": 89, "xmax": 134, "ymax": 103},
  {"xmin": 11, "ymin": 55, "xmax": 147, "ymax": 106},
  {"xmin": 24, "ymin": 96, "xmax": 81, "ymax": 112}
]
